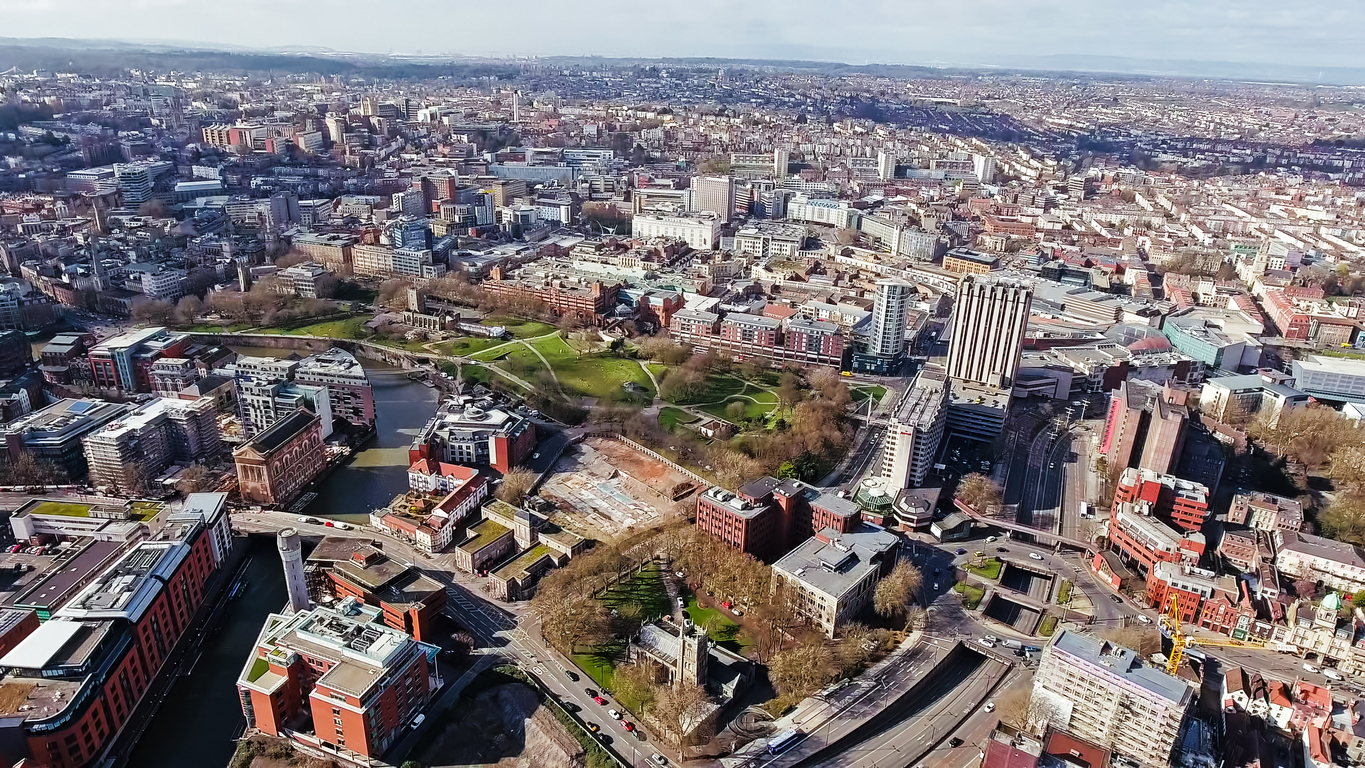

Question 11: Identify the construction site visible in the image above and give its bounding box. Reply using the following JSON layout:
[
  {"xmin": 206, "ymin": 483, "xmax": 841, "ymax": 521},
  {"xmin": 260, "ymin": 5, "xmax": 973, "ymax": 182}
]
[{"xmin": 538, "ymin": 437, "xmax": 698, "ymax": 539}]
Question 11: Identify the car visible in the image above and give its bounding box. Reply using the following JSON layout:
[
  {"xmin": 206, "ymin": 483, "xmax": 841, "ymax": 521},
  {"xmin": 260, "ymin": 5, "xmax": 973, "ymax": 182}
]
[
  {"xmin": 676, "ymin": 571, "xmax": 685, "ymax": 578},
  {"xmin": 566, "ymin": 671, "xmax": 580, "ymax": 682},
  {"xmin": 653, "ymin": 754, "xmax": 669, "ymax": 765},
  {"xmin": 996, "ymin": 547, "xmax": 1008, "ymax": 553},
  {"xmin": 32, "ymin": 547, "xmax": 44, "ymax": 556},
  {"xmin": 1137, "ymin": 615, "xmax": 1151, "ymax": 624},
  {"xmin": 984, "ymin": 701, "xmax": 995, "ymax": 713},
  {"xmin": 932, "ymin": 583, "xmax": 939, "ymax": 590},
  {"xmin": 297, "ymin": 516, "xmax": 309, "ymax": 522},
  {"xmin": 335, "ymin": 522, "xmax": 352, "ymax": 530},
  {"xmin": 597, "ymin": 733, "xmax": 612, "ymax": 745},
  {"xmin": 677, "ymin": 598, "xmax": 686, "ymax": 608},
  {"xmin": 585, "ymin": 688, "xmax": 598, "ymax": 697},
  {"xmin": 977, "ymin": 637, "xmax": 996, "ymax": 648},
  {"xmin": 623, "ymin": 721, "xmax": 635, "ymax": 731},
  {"xmin": 956, "ymin": 548, "xmax": 967, "ymax": 555},
  {"xmin": 609, "ymin": 709, "xmax": 621, "ymax": 720},
  {"xmin": 1304, "ymin": 663, "xmax": 1321, "ymax": 674},
  {"xmin": 1325, "ymin": 669, "xmax": 1345, "ymax": 681},
  {"xmin": 949, "ymin": 737, "xmax": 964, "ymax": 748},
  {"xmin": 984, "ymin": 634, "xmax": 999, "ymax": 644},
  {"xmin": 324, "ymin": 521, "xmax": 334, "ymax": 527},
  {"xmin": 587, "ymin": 723, "xmax": 600, "ymax": 732},
  {"xmin": 986, "ymin": 536, "xmax": 996, "ymax": 543},
  {"xmin": 6, "ymin": 545, "xmax": 18, "ymax": 553},
  {"xmin": 409, "ymin": 713, "xmax": 426, "ymax": 729},
  {"xmin": 562, "ymin": 701, "xmax": 581, "ymax": 713},
  {"xmin": 1110, "ymin": 595, "xmax": 1123, "ymax": 604},
  {"xmin": 594, "ymin": 696, "xmax": 607, "ymax": 705},
  {"xmin": 1028, "ymin": 552, "xmax": 1044, "ymax": 561}
]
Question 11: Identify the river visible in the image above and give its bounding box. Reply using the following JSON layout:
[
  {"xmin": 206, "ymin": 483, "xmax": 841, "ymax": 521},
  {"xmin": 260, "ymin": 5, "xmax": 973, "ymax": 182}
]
[{"xmin": 129, "ymin": 352, "xmax": 440, "ymax": 768}]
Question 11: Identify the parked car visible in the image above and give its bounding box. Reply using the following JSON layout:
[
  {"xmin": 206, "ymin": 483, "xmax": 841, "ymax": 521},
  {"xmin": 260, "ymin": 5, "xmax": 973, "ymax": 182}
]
[
  {"xmin": 409, "ymin": 714, "xmax": 426, "ymax": 729},
  {"xmin": 1028, "ymin": 552, "xmax": 1044, "ymax": 561},
  {"xmin": 955, "ymin": 548, "xmax": 967, "ymax": 555},
  {"xmin": 983, "ymin": 701, "xmax": 995, "ymax": 713},
  {"xmin": 1326, "ymin": 669, "xmax": 1344, "ymax": 681},
  {"xmin": 587, "ymin": 723, "xmax": 600, "ymax": 732},
  {"xmin": 1304, "ymin": 663, "xmax": 1320, "ymax": 674},
  {"xmin": 609, "ymin": 709, "xmax": 621, "ymax": 720},
  {"xmin": 566, "ymin": 671, "xmax": 580, "ymax": 682},
  {"xmin": 653, "ymin": 754, "xmax": 668, "ymax": 765},
  {"xmin": 585, "ymin": 688, "xmax": 598, "ymax": 698},
  {"xmin": 594, "ymin": 696, "xmax": 607, "ymax": 705},
  {"xmin": 623, "ymin": 721, "xmax": 635, "ymax": 731},
  {"xmin": 949, "ymin": 737, "xmax": 964, "ymax": 748},
  {"xmin": 986, "ymin": 536, "xmax": 996, "ymax": 543},
  {"xmin": 1110, "ymin": 595, "xmax": 1123, "ymax": 604}
]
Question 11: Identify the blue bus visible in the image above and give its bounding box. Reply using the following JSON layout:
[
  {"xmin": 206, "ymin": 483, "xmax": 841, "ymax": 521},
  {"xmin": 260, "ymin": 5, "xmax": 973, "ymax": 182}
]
[{"xmin": 767, "ymin": 729, "xmax": 803, "ymax": 755}]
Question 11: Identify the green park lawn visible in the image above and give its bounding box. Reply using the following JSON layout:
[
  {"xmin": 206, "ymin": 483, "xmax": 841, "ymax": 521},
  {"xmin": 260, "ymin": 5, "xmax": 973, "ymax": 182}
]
[
  {"xmin": 599, "ymin": 564, "xmax": 671, "ymax": 622},
  {"xmin": 659, "ymin": 407, "xmax": 698, "ymax": 431},
  {"xmin": 954, "ymin": 582, "xmax": 985, "ymax": 610},
  {"xmin": 255, "ymin": 317, "xmax": 369, "ymax": 339},
  {"xmin": 439, "ymin": 336, "xmax": 507, "ymax": 357},
  {"xmin": 684, "ymin": 595, "xmax": 753, "ymax": 655},
  {"xmin": 852, "ymin": 385, "xmax": 888, "ymax": 404},
  {"xmin": 966, "ymin": 557, "xmax": 1003, "ymax": 580},
  {"xmin": 699, "ymin": 394, "xmax": 779, "ymax": 422},
  {"xmin": 483, "ymin": 316, "xmax": 556, "ymax": 339}
]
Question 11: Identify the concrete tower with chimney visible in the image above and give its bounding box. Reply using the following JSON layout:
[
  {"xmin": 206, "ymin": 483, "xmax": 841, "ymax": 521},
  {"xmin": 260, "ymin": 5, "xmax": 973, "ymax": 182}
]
[{"xmin": 277, "ymin": 527, "xmax": 310, "ymax": 613}]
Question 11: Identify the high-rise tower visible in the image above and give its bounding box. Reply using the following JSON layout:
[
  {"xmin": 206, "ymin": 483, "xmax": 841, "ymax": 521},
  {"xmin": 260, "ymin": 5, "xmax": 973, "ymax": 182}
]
[{"xmin": 945, "ymin": 275, "xmax": 1032, "ymax": 389}]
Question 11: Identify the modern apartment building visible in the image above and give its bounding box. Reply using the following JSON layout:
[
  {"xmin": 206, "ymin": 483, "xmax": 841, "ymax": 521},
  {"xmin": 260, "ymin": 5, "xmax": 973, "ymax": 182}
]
[
  {"xmin": 233, "ymin": 410, "xmax": 327, "ymax": 506},
  {"xmin": 945, "ymin": 275, "xmax": 1032, "ymax": 389},
  {"xmin": 1031, "ymin": 630, "xmax": 1191, "ymax": 767},
  {"xmin": 237, "ymin": 601, "xmax": 438, "ymax": 761},
  {"xmin": 88, "ymin": 326, "xmax": 190, "ymax": 392},
  {"xmin": 867, "ymin": 279, "xmax": 913, "ymax": 358},
  {"xmin": 3, "ymin": 398, "xmax": 134, "ymax": 480},
  {"xmin": 771, "ymin": 525, "xmax": 901, "ymax": 637},
  {"xmin": 407, "ymin": 397, "xmax": 535, "ymax": 474},
  {"xmin": 294, "ymin": 349, "xmax": 375, "ymax": 430},
  {"xmin": 1199, "ymin": 373, "xmax": 1307, "ymax": 427},
  {"xmin": 733, "ymin": 222, "xmax": 805, "ymax": 260},
  {"xmin": 1292, "ymin": 355, "xmax": 1365, "ymax": 403},
  {"xmin": 0, "ymin": 523, "xmax": 220, "ymax": 768},
  {"xmin": 1100, "ymin": 379, "xmax": 1190, "ymax": 476},
  {"xmin": 881, "ymin": 366, "xmax": 949, "ymax": 489},
  {"xmin": 238, "ymin": 378, "xmax": 333, "ymax": 439},
  {"xmin": 82, "ymin": 397, "xmax": 222, "ymax": 495}
]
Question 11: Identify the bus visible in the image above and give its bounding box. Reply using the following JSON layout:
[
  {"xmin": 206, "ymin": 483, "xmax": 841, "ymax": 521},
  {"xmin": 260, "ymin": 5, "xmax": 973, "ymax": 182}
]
[{"xmin": 767, "ymin": 729, "xmax": 804, "ymax": 755}]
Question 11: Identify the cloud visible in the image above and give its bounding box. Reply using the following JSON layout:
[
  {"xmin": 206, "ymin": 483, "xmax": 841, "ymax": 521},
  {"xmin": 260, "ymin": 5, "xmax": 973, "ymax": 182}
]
[{"xmin": 0, "ymin": 0, "xmax": 1361, "ymax": 69}]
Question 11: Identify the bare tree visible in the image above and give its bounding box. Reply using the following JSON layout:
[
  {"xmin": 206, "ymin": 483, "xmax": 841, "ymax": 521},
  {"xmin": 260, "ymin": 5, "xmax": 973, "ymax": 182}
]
[
  {"xmin": 956, "ymin": 473, "xmax": 1003, "ymax": 514},
  {"xmin": 651, "ymin": 683, "xmax": 715, "ymax": 747},
  {"xmin": 174, "ymin": 295, "xmax": 205, "ymax": 326},
  {"xmin": 496, "ymin": 468, "xmax": 537, "ymax": 506},
  {"xmin": 873, "ymin": 561, "xmax": 924, "ymax": 625}
]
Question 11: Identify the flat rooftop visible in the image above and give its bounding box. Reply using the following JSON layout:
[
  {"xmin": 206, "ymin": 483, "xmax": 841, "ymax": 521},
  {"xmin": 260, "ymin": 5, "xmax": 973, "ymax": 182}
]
[
  {"xmin": 57, "ymin": 540, "xmax": 188, "ymax": 622},
  {"xmin": 1051, "ymin": 629, "xmax": 1191, "ymax": 706}
]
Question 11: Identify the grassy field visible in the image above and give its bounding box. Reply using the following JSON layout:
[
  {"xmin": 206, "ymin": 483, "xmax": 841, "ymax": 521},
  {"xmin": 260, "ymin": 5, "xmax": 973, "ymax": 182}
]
[
  {"xmin": 29, "ymin": 501, "xmax": 93, "ymax": 517},
  {"xmin": 659, "ymin": 407, "xmax": 698, "ymax": 431},
  {"xmin": 439, "ymin": 336, "xmax": 508, "ymax": 357},
  {"xmin": 483, "ymin": 316, "xmax": 556, "ymax": 339},
  {"xmin": 685, "ymin": 595, "xmax": 752, "ymax": 655},
  {"xmin": 966, "ymin": 557, "xmax": 1002, "ymax": 580},
  {"xmin": 1057, "ymin": 580, "xmax": 1072, "ymax": 604},
  {"xmin": 954, "ymin": 582, "xmax": 985, "ymax": 610},
  {"xmin": 852, "ymin": 385, "xmax": 888, "ymax": 404},
  {"xmin": 698, "ymin": 392, "xmax": 779, "ymax": 421},
  {"xmin": 1039, "ymin": 614, "xmax": 1059, "ymax": 636},
  {"xmin": 255, "ymin": 317, "xmax": 369, "ymax": 339},
  {"xmin": 599, "ymin": 564, "xmax": 671, "ymax": 622}
]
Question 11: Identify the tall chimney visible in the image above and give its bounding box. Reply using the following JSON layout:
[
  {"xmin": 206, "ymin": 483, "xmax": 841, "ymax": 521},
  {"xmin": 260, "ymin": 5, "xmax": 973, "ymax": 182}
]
[{"xmin": 277, "ymin": 527, "xmax": 310, "ymax": 613}]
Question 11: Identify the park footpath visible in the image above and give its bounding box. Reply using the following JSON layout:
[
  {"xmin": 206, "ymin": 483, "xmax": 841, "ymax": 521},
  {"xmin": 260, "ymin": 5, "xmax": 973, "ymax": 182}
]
[{"xmin": 720, "ymin": 626, "xmax": 930, "ymax": 767}]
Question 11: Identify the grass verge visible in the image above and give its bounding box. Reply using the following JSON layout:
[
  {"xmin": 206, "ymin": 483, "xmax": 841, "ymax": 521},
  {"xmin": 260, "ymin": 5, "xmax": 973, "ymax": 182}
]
[{"xmin": 954, "ymin": 582, "xmax": 985, "ymax": 610}]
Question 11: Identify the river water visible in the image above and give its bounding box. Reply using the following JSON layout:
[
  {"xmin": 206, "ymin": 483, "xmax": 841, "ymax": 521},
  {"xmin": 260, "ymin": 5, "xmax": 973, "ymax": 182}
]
[{"xmin": 130, "ymin": 353, "xmax": 440, "ymax": 768}]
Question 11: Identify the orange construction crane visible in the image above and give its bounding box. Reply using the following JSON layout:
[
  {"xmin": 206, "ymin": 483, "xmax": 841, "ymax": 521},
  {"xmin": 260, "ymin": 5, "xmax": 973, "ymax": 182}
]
[{"xmin": 1157, "ymin": 593, "xmax": 1266, "ymax": 675}]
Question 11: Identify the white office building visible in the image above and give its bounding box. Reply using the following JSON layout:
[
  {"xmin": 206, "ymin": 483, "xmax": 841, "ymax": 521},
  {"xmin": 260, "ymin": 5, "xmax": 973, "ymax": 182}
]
[
  {"xmin": 631, "ymin": 213, "xmax": 722, "ymax": 251},
  {"xmin": 868, "ymin": 279, "xmax": 914, "ymax": 358},
  {"xmin": 881, "ymin": 367, "xmax": 949, "ymax": 489}
]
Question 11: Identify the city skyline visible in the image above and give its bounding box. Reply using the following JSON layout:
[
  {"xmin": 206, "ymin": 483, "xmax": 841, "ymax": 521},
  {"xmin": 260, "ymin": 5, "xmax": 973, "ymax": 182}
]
[{"xmin": 1, "ymin": 0, "xmax": 1363, "ymax": 74}]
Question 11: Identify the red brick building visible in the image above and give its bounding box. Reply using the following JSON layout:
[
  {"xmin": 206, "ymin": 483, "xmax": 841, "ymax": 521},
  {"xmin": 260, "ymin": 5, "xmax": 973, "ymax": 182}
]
[
  {"xmin": 694, "ymin": 477, "xmax": 861, "ymax": 561},
  {"xmin": 307, "ymin": 539, "xmax": 447, "ymax": 642},
  {"xmin": 237, "ymin": 602, "xmax": 437, "ymax": 761},
  {"xmin": 233, "ymin": 409, "xmax": 327, "ymax": 506},
  {"xmin": 1113, "ymin": 467, "xmax": 1210, "ymax": 533},
  {"xmin": 0, "ymin": 529, "xmax": 219, "ymax": 768},
  {"xmin": 1107, "ymin": 500, "xmax": 1205, "ymax": 579}
]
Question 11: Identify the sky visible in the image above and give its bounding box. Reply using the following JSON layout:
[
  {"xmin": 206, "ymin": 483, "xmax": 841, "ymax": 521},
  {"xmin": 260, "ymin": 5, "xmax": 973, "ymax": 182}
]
[{"xmin": 1, "ymin": 0, "xmax": 1363, "ymax": 70}]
